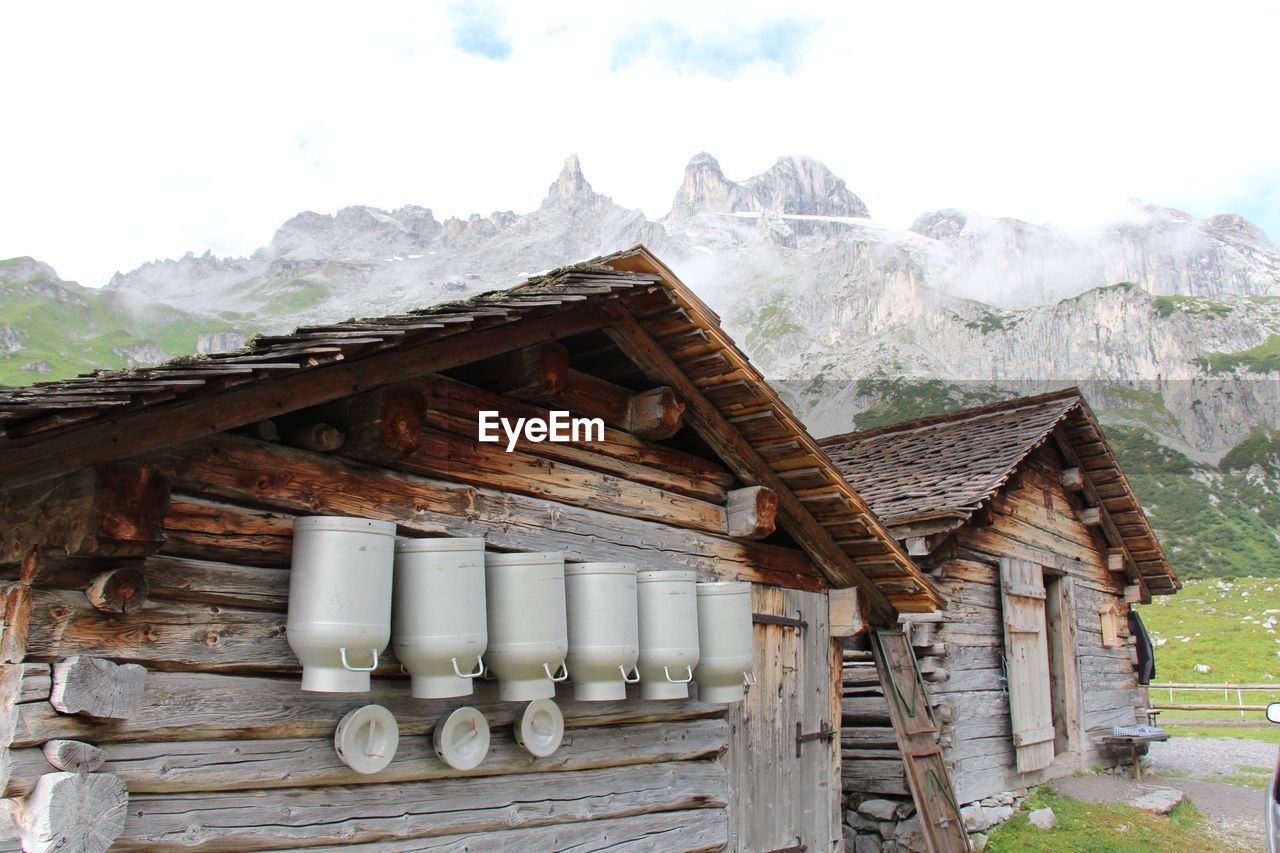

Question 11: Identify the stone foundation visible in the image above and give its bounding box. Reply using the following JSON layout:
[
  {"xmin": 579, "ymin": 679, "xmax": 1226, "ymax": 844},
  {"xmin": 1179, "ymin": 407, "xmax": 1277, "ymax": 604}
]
[{"xmin": 842, "ymin": 789, "xmax": 1028, "ymax": 852}]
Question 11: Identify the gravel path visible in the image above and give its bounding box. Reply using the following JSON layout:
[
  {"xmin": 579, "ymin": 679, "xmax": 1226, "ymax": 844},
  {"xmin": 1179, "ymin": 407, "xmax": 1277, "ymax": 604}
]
[
  {"xmin": 1053, "ymin": 737, "xmax": 1276, "ymax": 849},
  {"xmin": 1148, "ymin": 735, "xmax": 1277, "ymax": 780}
]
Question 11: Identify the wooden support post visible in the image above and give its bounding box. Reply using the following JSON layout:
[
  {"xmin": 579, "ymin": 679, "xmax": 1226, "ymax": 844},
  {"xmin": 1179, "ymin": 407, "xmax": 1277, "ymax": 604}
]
[
  {"xmin": 1061, "ymin": 467, "xmax": 1085, "ymax": 491},
  {"xmin": 1, "ymin": 585, "xmax": 32, "ymax": 663},
  {"xmin": 84, "ymin": 568, "xmax": 148, "ymax": 615},
  {"xmin": 725, "ymin": 486, "xmax": 777, "ymax": 540},
  {"xmin": 1080, "ymin": 506, "xmax": 1103, "ymax": 526},
  {"xmin": 50, "ymin": 657, "xmax": 146, "ymax": 720},
  {"xmin": 41, "ymin": 741, "xmax": 106, "ymax": 774},
  {"xmin": 0, "ymin": 463, "xmax": 170, "ymax": 563},
  {"xmin": 17, "ymin": 772, "xmax": 127, "ymax": 853}
]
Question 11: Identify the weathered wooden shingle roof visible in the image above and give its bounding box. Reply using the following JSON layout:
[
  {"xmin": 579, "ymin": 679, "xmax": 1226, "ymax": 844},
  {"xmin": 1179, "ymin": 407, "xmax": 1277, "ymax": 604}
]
[
  {"xmin": 819, "ymin": 389, "xmax": 1179, "ymax": 595},
  {"xmin": 0, "ymin": 244, "xmax": 943, "ymax": 615}
]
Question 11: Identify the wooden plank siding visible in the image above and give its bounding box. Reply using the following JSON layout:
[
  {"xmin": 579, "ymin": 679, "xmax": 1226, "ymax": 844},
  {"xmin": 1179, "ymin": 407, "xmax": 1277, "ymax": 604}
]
[{"xmin": 841, "ymin": 447, "xmax": 1152, "ymax": 810}]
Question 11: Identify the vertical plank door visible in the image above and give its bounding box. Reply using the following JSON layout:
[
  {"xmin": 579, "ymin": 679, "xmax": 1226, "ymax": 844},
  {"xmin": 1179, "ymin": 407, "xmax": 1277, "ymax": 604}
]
[
  {"xmin": 872, "ymin": 628, "xmax": 970, "ymax": 853},
  {"xmin": 999, "ymin": 558, "xmax": 1056, "ymax": 773},
  {"xmin": 727, "ymin": 585, "xmax": 839, "ymax": 852}
]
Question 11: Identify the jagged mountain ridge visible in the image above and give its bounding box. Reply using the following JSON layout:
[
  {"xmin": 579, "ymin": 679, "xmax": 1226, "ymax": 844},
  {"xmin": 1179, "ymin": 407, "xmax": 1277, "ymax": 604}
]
[{"xmin": 3, "ymin": 153, "xmax": 1278, "ymax": 457}]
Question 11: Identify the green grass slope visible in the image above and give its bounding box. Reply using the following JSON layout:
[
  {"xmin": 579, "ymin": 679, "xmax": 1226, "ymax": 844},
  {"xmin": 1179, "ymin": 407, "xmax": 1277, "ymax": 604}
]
[{"xmin": 0, "ymin": 258, "xmax": 240, "ymax": 387}]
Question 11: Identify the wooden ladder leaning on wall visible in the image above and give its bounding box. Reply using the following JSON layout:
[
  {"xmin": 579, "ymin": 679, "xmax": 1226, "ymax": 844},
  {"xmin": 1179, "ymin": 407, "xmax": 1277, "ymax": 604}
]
[{"xmin": 871, "ymin": 628, "xmax": 972, "ymax": 853}]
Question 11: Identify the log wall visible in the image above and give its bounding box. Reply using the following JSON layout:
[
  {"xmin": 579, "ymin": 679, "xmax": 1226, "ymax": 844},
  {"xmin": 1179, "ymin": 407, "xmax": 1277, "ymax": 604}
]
[
  {"xmin": 841, "ymin": 447, "xmax": 1148, "ymax": 815},
  {"xmin": 0, "ymin": 416, "xmax": 829, "ymax": 850}
]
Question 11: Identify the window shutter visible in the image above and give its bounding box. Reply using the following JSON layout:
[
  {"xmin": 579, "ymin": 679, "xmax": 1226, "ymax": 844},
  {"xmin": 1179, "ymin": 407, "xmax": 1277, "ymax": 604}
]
[{"xmin": 999, "ymin": 558, "xmax": 1056, "ymax": 773}]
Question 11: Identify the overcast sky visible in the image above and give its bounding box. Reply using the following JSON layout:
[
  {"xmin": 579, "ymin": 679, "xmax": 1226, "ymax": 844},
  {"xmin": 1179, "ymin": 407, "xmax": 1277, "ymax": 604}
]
[{"xmin": 2, "ymin": 1, "xmax": 1278, "ymax": 286}]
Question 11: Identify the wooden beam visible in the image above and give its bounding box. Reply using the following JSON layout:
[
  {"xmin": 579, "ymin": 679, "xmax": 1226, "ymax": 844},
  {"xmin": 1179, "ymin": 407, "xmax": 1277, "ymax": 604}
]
[
  {"xmin": 11, "ymin": 671, "xmax": 722, "ymax": 749},
  {"xmin": 85, "ymin": 568, "xmax": 148, "ymax": 614},
  {"xmin": 16, "ymin": 772, "xmax": 127, "ymax": 853},
  {"xmin": 623, "ymin": 386, "xmax": 685, "ymax": 439},
  {"xmin": 1050, "ymin": 430, "xmax": 1149, "ymax": 603},
  {"xmin": 141, "ymin": 435, "xmax": 823, "ymax": 592},
  {"xmin": 1080, "ymin": 506, "xmax": 1103, "ymax": 526},
  {"xmin": 51, "ymin": 657, "xmax": 146, "ymax": 720},
  {"xmin": 0, "ymin": 307, "xmax": 614, "ymax": 490},
  {"xmin": 828, "ymin": 587, "xmax": 868, "ymax": 638},
  {"xmin": 0, "ymin": 463, "xmax": 170, "ymax": 563},
  {"xmin": 466, "ymin": 342, "xmax": 570, "ymax": 401},
  {"xmin": 1061, "ymin": 467, "xmax": 1085, "ymax": 491},
  {"xmin": 725, "ymin": 486, "xmax": 777, "ymax": 540},
  {"xmin": 320, "ymin": 374, "xmax": 729, "ymax": 502},
  {"xmin": 279, "ymin": 422, "xmax": 344, "ymax": 452},
  {"xmin": 4, "ymin": 718, "xmax": 728, "ymax": 797},
  {"xmin": 1107, "ymin": 549, "xmax": 1126, "ymax": 573},
  {"xmin": 340, "ymin": 426, "xmax": 728, "ymax": 535},
  {"xmin": 600, "ymin": 305, "xmax": 896, "ymax": 626},
  {"xmin": 41, "ymin": 741, "xmax": 106, "ymax": 774},
  {"xmin": 112, "ymin": 761, "xmax": 724, "ymax": 851}
]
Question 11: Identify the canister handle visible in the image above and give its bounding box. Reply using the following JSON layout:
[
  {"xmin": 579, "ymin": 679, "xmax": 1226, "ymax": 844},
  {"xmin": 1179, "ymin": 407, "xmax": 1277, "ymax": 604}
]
[
  {"xmin": 451, "ymin": 655, "xmax": 485, "ymax": 679},
  {"xmin": 663, "ymin": 665, "xmax": 694, "ymax": 684},
  {"xmin": 544, "ymin": 661, "xmax": 570, "ymax": 682},
  {"xmin": 742, "ymin": 670, "xmax": 758, "ymax": 687},
  {"xmin": 620, "ymin": 663, "xmax": 641, "ymax": 684},
  {"xmin": 340, "ymin": 647, "xmax": 379, "ymax": 672}
]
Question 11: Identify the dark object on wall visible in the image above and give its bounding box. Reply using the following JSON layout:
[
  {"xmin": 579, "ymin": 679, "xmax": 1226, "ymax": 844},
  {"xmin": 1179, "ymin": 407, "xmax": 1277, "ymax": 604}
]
[{"xmin": 1128, "ymin": 609, "xmax": 1156, "ymax": 685}]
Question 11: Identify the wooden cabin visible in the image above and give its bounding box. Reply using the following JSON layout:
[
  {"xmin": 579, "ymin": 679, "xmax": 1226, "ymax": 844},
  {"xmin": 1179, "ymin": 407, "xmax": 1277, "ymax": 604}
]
[
  {"xmin": 0, "ymin": 246, "xmax": 954, "ymax": 852},
  {"xmin": 819, "ymin": 390, "xmax": 1181, "ymax": 846}
]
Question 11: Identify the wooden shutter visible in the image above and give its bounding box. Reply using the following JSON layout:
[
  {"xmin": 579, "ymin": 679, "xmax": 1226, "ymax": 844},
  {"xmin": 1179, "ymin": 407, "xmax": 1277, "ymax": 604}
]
[{"xmin": 999, "ymin": 559, "xmax": 1056, "ymax": 773}]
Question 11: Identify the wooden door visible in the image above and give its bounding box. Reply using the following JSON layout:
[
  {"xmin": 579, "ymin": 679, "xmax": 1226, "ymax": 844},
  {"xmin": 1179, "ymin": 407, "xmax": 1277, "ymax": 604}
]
[
  {"xmin": 999, "ymin": 558, "xmax": 1056, "ymax": 773},
  {"xmin": 872, "ymin": 628, "xmax": 970, "ymax": 853},
  {"xmin": 727, "ymin": 585, "xmax": 839, "ymax": 852}
]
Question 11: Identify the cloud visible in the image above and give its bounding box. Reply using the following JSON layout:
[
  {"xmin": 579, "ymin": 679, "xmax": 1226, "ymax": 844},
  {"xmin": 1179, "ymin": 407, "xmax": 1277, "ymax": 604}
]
[
  {"xmin": 612, "ymin": 18, "xmax": 816, "ymax": 79},
  {"xmin": 450, "ymin": 3, "xmax": 512, "ymax": 60}
]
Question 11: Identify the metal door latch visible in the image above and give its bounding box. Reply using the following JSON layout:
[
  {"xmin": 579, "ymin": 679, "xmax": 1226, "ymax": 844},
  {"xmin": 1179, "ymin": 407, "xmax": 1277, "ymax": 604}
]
[
  {"xmin": 753, "ymin": 610, "xmax": 807, "ymax": 630},
  {"xmin": 795, "ymin": 720, "xmax": 835, "ymax": 756}
]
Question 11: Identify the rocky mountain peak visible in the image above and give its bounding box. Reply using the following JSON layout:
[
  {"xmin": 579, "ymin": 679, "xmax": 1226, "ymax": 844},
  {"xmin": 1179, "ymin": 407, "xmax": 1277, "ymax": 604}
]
[
  {"xmin": 668, "ymin": 152, "xmax": 868, "ymax": 219},
  {"xmin": 541, "ymin": 154, "xmax": 612, "ymax": 212},
  {"xmin": 546, "ymin": 155, "xmax": 592, "ymax": 200},
  {"xmin": 744, "ymin": 156, "xmax": 869, "ymax": 218},
  {"xmin": 0, "ymin": 257, "xmax": 60, "ymax": 284}
]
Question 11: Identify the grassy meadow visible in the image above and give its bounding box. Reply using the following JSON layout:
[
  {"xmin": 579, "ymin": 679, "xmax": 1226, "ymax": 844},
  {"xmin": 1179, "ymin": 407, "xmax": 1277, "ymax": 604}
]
[{"xmin": 1137, "ymin": 576, "xmax": 1280, "ymax": 731}]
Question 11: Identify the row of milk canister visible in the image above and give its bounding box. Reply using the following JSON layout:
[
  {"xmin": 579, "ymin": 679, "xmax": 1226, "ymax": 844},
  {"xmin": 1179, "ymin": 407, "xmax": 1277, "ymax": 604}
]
[{"xmin": 286, "ymin": 516, "xmax": 756, "ymax": 703}]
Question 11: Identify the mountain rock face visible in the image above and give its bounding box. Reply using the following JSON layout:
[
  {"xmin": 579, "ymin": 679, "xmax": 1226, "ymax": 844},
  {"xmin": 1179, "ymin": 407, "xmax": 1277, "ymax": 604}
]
[
  {"xmin": 668, "ymin": 153, "xmax": 869, "ymax": 220},
  {"xmin": 6, "ymin": 156, "xmax": 1280, "ymax": 454}
]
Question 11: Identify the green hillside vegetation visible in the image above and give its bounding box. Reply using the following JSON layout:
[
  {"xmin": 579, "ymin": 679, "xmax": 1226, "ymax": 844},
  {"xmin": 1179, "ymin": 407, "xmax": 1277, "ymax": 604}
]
[
  {"xmin": 1151, "ymin": 295, "xmax": 1234, "ymax": 320},
  {"xmin": 1196, "ymin": 334, "xmax": 1280, "ymax": 374},
  {"xmin": 0, "ymin": 259, "xmax": 245, "ymax": 387},
  {"xmin": 1109, "ymin": 425, "xmax": 1280, "ymax": 578}
]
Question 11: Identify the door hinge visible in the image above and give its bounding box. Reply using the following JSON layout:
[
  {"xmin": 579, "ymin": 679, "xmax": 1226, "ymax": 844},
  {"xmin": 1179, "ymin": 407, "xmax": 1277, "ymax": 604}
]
[
  {"xmin": 753, "ymin": 610, "xmax": 807, "ymax": 630},
  {"xmin": 795, "ymin": 720, "xmax": 836, "ymax": 757}
]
